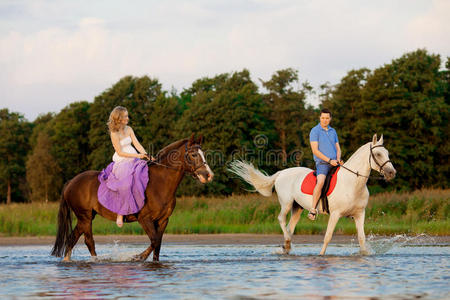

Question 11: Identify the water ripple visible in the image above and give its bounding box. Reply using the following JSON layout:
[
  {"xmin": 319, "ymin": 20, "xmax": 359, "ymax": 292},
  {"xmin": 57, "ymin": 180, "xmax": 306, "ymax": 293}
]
[{"xmin": 0, "ymin": 237, "xmax": 448, "ymax": 299}]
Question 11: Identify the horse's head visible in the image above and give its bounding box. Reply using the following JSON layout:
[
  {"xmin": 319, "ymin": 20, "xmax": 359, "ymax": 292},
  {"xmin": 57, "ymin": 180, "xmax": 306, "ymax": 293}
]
[
  {"xmin": 183, "ymin": 134, "xmax": 214, "ymax": 183},
  {"xmin": 369, "ymin": 134, "xmax": 396, "ymax": 181}
]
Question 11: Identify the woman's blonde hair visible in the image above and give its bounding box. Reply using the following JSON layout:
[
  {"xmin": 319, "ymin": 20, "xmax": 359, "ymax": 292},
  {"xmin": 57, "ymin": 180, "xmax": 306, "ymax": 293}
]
[{"xmin": 108, "ymin": 106, "xmax": 128, "ymax": 132}]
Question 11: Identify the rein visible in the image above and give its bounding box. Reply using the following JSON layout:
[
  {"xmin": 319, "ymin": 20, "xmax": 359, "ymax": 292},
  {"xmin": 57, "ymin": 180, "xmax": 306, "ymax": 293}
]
[
  {"xmin": 146, "ymin": 142, "xmax": 207, "ymax": 178},
  {"xmin": 331, "ymin": 145, "xmax": 391, "ymax": 180}
]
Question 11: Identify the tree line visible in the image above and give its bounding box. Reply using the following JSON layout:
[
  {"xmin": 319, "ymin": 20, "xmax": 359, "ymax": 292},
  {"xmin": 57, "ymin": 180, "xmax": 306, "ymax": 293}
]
[{"xmin": 1, "ymin": 49, "xmax": 448, "ymax": 203}]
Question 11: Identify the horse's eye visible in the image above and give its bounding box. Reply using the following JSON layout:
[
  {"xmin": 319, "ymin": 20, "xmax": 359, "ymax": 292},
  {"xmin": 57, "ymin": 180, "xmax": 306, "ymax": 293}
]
[{"xmin": 376, "ymin": 153, "xmax": 381, "ymax": 157}]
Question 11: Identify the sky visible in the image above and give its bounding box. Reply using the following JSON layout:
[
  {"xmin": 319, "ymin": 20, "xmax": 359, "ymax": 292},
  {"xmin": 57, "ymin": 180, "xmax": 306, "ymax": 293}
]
[{"xmin": 1, "ymin": 0, "xmax": 449, "ymax": 121}]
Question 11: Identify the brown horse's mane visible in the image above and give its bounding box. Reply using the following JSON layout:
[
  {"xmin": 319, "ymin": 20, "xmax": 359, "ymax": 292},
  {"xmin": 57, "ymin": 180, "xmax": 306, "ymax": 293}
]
[{"xmin": 155, "ymin": 138, "xmax": 189, "ymax": 161}]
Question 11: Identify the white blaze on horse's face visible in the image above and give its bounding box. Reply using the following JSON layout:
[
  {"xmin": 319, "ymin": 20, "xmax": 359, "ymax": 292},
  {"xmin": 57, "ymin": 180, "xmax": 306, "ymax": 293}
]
[{"xmin": 197, "ymin": 149, "xmax": 214, "ymax": 183}]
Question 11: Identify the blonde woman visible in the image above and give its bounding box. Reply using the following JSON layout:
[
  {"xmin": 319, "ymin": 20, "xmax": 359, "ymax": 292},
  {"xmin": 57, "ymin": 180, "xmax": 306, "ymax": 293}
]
[{"xmin": 98, "ymin": 106, "xmax": 153, "ymax": 227}]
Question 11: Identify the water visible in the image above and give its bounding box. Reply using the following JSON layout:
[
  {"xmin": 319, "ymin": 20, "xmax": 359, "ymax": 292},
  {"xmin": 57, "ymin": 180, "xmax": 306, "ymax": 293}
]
[{"xmin": 0, "ymin": 236, "xmax": 448, "ymax": 299}]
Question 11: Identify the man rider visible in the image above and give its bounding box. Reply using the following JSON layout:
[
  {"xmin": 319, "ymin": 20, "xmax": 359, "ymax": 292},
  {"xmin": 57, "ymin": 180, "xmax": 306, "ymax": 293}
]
[{"xmin": 308, "ymin": 108, "xmax": 343, "ymax": 220}]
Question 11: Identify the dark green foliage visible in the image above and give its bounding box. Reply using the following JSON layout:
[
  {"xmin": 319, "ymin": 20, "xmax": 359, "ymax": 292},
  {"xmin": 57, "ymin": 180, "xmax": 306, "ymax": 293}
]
[
  {"xmin": 26, "ymin": 132, "xmax": 62, "ymax": 202},
  {"xmin": 325, "ymin": 49, "xmax": 449, "ymax": 191},
  {"xmin": 0, "ymin": 109, "xmax": 32, "ymax": 203},
  {"xmin": 48, "ymin": 101, "xmax": 91, "ymax": 182},
  {"xmin": 174, "ymin": 69, "xmax": 276, "ymax": 195},
  {"xmin": 321, "ymin": 68, "xmax": 371, "ymax": 153},
  {"xmin": 261, "ymin": 68, "xmax": 312, "ymax": 167}
]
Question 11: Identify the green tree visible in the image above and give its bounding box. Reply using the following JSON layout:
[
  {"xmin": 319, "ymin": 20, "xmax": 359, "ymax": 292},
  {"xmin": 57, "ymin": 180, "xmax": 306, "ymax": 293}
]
[
  {"xmin": 357, "ymin": 49, "xmax": 448, "ymax": 189},
  {"xmin": 261, "ymin": 68, "xmax": 311, "ymax": 166},
  {"xmin": 298, "ymin": 104, "xmax": 321, "ymax": 169},
  {"xmin": 0, "ymin": 109, "xmax": 32, "ymax": 203},
  {"xmin": 143, "ymin": 95, "xmax": 179, "ymax": 155},
  {"xmin": 321, "ymin": 68, "xmax": 371, "ymax": 156},
  {"xmin": 26, "ymin": 131, "xmax": 62, "ymax": 202},
  {"xmin": 48, "ymin": 101, "xmax": 91, "ymax": 182},
  {"xmin": 29, "ymin": 113, "xmax": 54, "ymax": 149},
  {"xmin": 175, "ymin": 69, "xmax": 275, "ymax": 195}
]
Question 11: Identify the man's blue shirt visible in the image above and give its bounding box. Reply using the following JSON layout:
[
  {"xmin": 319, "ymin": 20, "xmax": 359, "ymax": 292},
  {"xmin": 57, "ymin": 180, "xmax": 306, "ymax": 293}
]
[{"xmin": 309, "ymin": 123, "xmax": 339, "ymax": 163}]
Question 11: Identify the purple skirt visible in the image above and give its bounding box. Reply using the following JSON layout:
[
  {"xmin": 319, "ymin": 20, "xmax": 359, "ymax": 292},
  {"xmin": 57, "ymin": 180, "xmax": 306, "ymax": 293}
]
[{"xmin": 98, "ymin": 158, "xmax": 149, "ymax": 215}]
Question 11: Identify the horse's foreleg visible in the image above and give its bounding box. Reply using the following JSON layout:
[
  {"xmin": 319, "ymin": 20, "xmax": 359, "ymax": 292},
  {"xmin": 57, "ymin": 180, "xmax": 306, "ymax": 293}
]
[
  {"xmin": 354, "ymin": 211, "xmax": 368, "ymax": 255},
  {"xmin": 153, "ymin": 218, "xmax": 169, "ymax": 261},
  {"xmin": 285, "ymin": 202, "xmax": 303, "ymax": 252},
  {"xmin": 319, "ymin": 212, "xmax": 340, "ymax": 255},
  {"xmin": 133, "ymin": 218, "xmax": 157, "ymax": 261},
  {"xmin": 278, "ymin": 202, "xmax": 293, "ymax": 253}
]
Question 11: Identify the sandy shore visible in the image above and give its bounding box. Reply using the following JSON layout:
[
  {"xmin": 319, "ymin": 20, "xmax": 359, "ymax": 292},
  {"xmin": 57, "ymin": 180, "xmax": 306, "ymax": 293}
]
[{"xmin": 1, "ymin": 234, "xmax": 449, "ymax": 246}]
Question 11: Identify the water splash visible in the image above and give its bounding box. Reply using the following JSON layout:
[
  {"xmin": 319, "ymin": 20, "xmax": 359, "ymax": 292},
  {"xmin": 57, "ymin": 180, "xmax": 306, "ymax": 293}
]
[
  {"xmin": 93, "ymin": 240, "xmax": 139, "ymax": 262},
  {"xmin": 366, "ymin": 233, "xmax": 435, "ymax": 255}
]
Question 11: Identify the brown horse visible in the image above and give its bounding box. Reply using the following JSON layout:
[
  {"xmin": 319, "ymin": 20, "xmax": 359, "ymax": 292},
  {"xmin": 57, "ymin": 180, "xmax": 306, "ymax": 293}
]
[{"xmin": 51, "ymin": 134, "xmax": 214, "ymax": 261}]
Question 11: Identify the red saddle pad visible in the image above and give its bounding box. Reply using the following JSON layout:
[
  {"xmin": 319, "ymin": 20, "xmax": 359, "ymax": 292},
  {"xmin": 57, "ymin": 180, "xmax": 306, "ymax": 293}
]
[{"xmin": 301, "ymin": 167, "xmax": 340, "ymax": 196}]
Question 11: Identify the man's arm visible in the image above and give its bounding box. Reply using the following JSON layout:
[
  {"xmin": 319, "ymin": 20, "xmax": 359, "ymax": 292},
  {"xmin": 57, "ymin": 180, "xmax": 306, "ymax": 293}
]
[
  {"xmin": 335, "ymin": 142, "xmax": 343, "ymax": 164},
  {"xmin": 310, "ymin": 141, "xmax": 331, "ymax": 162}
]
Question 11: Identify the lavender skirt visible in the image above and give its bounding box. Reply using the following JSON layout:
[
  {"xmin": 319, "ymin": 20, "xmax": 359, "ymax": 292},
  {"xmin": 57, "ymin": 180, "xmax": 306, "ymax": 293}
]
[{"xmin": 98, "ymin": 158, "xmax": 149, "ymax": 215}]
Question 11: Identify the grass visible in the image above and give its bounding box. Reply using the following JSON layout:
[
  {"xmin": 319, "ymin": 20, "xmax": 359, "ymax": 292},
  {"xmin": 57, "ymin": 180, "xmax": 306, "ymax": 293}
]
[{"xmin": 0, "ymin": 189, "xmax": 448, "ymax": 237}]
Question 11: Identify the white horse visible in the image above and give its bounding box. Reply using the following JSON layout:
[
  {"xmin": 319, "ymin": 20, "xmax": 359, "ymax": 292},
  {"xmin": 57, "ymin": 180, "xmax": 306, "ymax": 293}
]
[{"xmin": 229, "ymin": 134, "xmax": 396, "ymax": 255}]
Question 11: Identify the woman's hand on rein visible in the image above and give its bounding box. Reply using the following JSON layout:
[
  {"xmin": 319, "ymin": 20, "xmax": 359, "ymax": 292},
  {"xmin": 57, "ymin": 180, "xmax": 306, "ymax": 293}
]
[{"xmin": 137, "ymin": 153, "xmax": 150, "ymax": 160}]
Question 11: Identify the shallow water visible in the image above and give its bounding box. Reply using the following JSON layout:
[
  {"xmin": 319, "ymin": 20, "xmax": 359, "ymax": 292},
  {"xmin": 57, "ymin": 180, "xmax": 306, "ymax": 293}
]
[{"xmin": 0, "ymin": 236, "xmax": 448, "ymax": 299}]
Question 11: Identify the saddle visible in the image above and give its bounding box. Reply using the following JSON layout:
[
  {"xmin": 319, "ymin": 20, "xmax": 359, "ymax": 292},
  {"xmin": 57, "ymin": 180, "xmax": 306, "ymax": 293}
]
[{"xmin": 300, "ymin": 166, "xmax": 340, "ymax": 214}]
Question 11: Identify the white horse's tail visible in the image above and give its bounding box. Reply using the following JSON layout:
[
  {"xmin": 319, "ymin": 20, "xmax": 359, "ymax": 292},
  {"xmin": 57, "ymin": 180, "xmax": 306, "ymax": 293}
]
[{"xmin": 228, "ymin": 160, "xmax": 280, "ymax": 197}]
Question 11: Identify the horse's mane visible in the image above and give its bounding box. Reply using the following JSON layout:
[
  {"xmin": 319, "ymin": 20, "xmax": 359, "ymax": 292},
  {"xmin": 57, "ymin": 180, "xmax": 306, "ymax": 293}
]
[
  {"xmin": 345, "ymin": 142, "xmax": 371, "ymax": 164},
  {"xmin": 156, "ymin": 138, "xmax": 188, "ymax": 161}
]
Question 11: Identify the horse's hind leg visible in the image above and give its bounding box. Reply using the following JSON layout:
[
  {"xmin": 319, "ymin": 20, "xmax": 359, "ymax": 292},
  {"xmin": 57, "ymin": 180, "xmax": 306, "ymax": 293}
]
[
  {"xmin": 277, "ymin": 199, "xmax": 293, "ymax": 253},
  {"xmin": 63, "ymin": 224, "xmax": 83, "ymax": 261},
  {"xmin": 83, "ymin": 218, "xmax": 97, "ymax": 258},
  {"xmin": 285, "ymin": 201, "xmax": 303, "ymax": 251}
]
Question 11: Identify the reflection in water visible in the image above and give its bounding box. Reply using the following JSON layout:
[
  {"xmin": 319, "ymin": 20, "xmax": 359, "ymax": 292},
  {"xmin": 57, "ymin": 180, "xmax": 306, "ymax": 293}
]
[
  {"xmin": 0, "ymin": 237, "xmax": 448, "ymax": 299},
  {"xmin": 48, "ymin": 261, "xmax": 177, "ymax": 298}
]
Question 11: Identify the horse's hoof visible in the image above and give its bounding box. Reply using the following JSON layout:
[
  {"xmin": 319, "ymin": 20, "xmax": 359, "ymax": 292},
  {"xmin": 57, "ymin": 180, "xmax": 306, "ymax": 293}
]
[
  {"xmin": 283, "ymin": 241, "xmax": 291, "ymax": 253},
  {"xmin": 359, "ymin": 250, "xmax": 370, "ymax": 256},
  {"xmin": 131, "ymin": 255, "xmax": 143, "ymax": 262},
  {"xmin": 281, "ymin": 245, "xmax": 291, "ymax": 255}
]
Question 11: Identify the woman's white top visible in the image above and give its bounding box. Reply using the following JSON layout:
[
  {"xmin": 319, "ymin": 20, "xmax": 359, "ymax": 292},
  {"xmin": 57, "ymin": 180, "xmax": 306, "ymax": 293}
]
[{"xmin": 112, "ymin": 136, "xmax": 137, "ymax": 162}]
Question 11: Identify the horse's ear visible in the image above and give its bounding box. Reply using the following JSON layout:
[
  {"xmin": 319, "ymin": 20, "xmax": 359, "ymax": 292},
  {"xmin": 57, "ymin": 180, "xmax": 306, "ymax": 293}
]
[
  {"xmin": 197, "ymin": 134, "xmax": 203, "ymax": 145},
  {"xmin": 378, "ymin": 134, "xmax": 384, "ymax": 145},
  {"xmin": 372, "ymin": 134, "xmax": 377, "ymax": 145},
  {"xmin": 188, "ymin": 133, "xmax": 195, "ymax": 146}
]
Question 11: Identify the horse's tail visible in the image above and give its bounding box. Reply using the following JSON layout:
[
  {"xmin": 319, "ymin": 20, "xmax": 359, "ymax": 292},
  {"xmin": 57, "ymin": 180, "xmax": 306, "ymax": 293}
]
[
  {"xmin": 228, "ymin": 160, "xmax": 280, "ymax": 197},
  {"xmin": 51, "ymin": 182, "xmax": 72, "ymax": 257}
]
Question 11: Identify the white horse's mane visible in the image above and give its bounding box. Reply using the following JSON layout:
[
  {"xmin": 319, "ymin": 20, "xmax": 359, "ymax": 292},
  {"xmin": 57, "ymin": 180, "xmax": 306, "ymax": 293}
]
[{"xmin": 344, "ymin": 142, "xmax": 371, "ymax": 165}]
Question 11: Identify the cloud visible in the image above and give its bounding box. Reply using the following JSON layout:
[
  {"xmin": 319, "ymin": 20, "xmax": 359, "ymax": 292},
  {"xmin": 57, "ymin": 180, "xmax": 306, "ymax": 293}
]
[
  {"xmin": 0, "ymin": 0, "xmax": 449, "ymax": 120},
  {"xmin": 407, "ymin": 0, "xmax": 450, "ymax": 54}
]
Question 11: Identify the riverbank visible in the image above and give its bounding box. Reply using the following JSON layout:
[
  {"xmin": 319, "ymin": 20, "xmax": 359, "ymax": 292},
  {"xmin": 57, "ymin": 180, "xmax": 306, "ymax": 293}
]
[
  {"xmin": 1, "ymin": 233, "xmax": 449, "ymax": 246},
  {"xmin": 1, "ymin": 189, "xmax": 449, "ymax": 236}
]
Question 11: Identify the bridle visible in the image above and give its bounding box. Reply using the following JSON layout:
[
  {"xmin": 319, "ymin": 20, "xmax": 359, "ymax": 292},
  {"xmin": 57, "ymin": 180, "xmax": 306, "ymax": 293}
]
[
  {"xmin": 147, "ymin": 142, "xmax": 208, "ymax": 178},
  {"xmin": 369, "ymin": 145, "xmax": 392, "ymax": 176},
  {"xmin": 183, "ymin": 143, "xmax": 208, "ymax": 175},
  {"xmin": 338, "ymin": 144, "xmax": 392, "ymax": 180}
]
